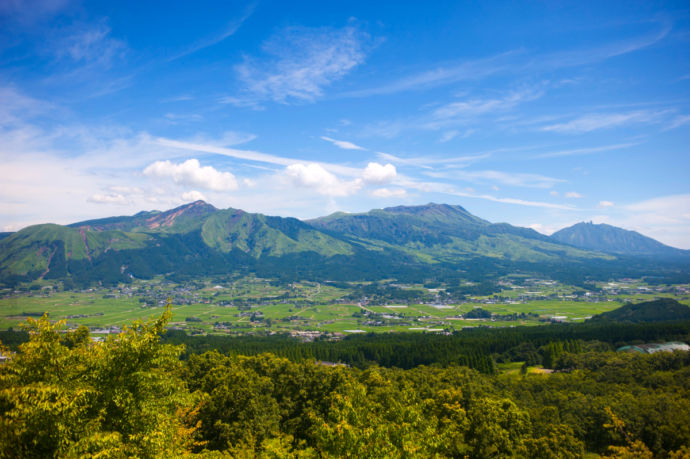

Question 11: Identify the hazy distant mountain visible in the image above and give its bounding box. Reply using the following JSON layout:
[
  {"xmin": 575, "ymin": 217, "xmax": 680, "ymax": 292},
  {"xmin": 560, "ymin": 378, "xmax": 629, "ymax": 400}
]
[
  {"xmin": 1, "ymin": 202, "xmax": 687, "ymax": 287},
  {"xmin": 551, "ymin": 222, "xmax": 689, "ymax": 257},
  {"xmin": 588, "ymin": 298, "xmax": 690, "ymax": 323}
]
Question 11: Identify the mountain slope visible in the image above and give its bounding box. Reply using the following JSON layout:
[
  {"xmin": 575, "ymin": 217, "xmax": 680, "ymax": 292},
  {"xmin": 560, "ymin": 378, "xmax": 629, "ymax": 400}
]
[
  {"xmin": 0, "ymin": 201, "xmax": 358, "ymax": 285},
  {"xmin": 2, "ymin": 201, "xmax": 687, "ymax": 287},
  {"xmin": 551, "ymin": 222, "xmax": 689, "ymax": 257},
  {"xmin": 69, "ymin": 200, "xmax": 219, "ymax": 233},
  {"xmin": 200, "ymin": 209, "xmax": 352, "ymax": 258},
  {"xmin": 308, "ymin": 203, "xmax": 608, "ymax": 264}
]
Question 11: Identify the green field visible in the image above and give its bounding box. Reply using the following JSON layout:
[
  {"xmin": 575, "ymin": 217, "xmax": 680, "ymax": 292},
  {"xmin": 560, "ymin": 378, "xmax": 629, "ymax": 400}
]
[{"xmin": 1, "ymin": 277, "xmax": 688, "ymax": 335}]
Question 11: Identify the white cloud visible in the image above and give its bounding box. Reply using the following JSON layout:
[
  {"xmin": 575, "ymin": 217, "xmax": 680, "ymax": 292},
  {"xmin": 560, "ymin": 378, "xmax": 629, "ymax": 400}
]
[
  {"xmin": 87, "ymin": 193, "xmax": 128, "ymax": 204},
  {"xmin": 362, "ymin": 162, "xmax": 397, "ymax": 184},
  {"xmin": 181, "ymin": 190, "xmax": 207, "ymax": 202},
  {"xmin": 156, "ymin": 137, "xmax": 363, "ymax": 178},
  {"xmin": 541, "ymin": 111, "xmax": 665, "ymax": 133},
  {"xmin": 321, "ymin": 136, "xmax": 366, "ymax": 150},
  {"xmin": 439, "ymin": 130, "xmax": 459, "ymax": 142},
  {"xmin": 285, "ymin": 163, "xmax": 361, "ymax": 196},
  {"xmin": 143, "ymin": 159, "xmax": 238, "ymax": 191},
  {"xmin": 234, "ymin": 25, "xmax": 368, "ymax": 104},
  {"xmin": 550, "ymin": 191, "xmax": 559, "ymax": 197},
  {"xmin": 371, "ymin": 188, "xmax": 407, "ymax": 198},
  {"xmin": 598, "ymin": 201, "xmax": 614, "ymax": 208},
  {"xmin": 565, "ymin": 191, "xmax": 583, "ymax": 198}
]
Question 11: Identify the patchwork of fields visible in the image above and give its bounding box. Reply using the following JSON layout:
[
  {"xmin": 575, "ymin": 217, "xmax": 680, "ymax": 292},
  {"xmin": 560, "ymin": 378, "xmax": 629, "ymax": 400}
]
[{"xmin": 2, "ymin": 277, "xmax": 688, "ymax": 335}]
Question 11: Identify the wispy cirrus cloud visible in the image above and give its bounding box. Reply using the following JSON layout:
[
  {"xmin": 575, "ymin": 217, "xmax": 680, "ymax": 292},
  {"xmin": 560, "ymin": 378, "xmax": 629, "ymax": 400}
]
[
  {"xmin": 398, "ymin": 178, "xmax": 575, "ymax": 210},
  {"xmin": 341, "ymin": 20, "xmax": 670, "ymax": 98},
  {"xmin": 231, "ymin": 25, "xmax": 370, "ymax": 105},
  {"xmin": 541, "ymin": 110, "xmax": 667, "ymax": 133},
  {"xmin": 361, "ymin": 86, "xmax": 546, "ymax": 138},
  {"xmin": 537, "ymin": 20, "xmax": 670, "ymax": 69},
  {"xmin": 426, "ymin": 87, "xmax": 544, "ymax": 130},
  {"xmin": 320, "ymin": 136, "xmax": 366, "ymax": 150},
  {"xmin": 425, "ymin": 169, "xmax": 564, "ymax": 189},
  {"xmin": 664, "ymin": 114, "xmax": 690, "ymax": 131},
  {"xmin": 166, "ymin": 3, "xmax": 255, "ymax": 61},
  {"xmin": 53, "ymin": 23, "xmax": 126, "ymax": 68},
  {"xmin": 341, "ymin": 50, "xmax": 519, "ymax": 98},
  {"xmin": 536, "ymin": 142, "xmax": 638, "ymax": 158},
  {"xmin": 378, "ymin": 151, "xmax": 492, "ymax": 169},
  {"xmin": 432, "ymin": 88, "xmax": 543, "ymax": 119},
  {"xmin": 439, "ymin": 129, "xmax": 475, "ymax": 142}
]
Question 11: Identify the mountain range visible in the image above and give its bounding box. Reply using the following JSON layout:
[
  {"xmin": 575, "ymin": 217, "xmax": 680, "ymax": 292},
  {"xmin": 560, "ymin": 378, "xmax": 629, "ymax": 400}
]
[{"xmin": 1, "ymin": 201, "xmax": 688, "ymax": 288}]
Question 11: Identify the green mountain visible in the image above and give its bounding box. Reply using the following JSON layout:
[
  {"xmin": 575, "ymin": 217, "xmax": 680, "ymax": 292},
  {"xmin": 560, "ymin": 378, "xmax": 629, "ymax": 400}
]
[
  {"xmin": 551, "ymin": 222, "xmax": 689, "ymax": 258},
  {"xmin": 308, "ymin": 203, "xmax": 609, "ymax": 264},
  {"xmin": 0, "ymin": 201, "xmax": 360, "ymax": 286},
  {"xmin": 1, "ymin": 202, "xmax": 687, "ymax": 287},
  {"xmin": 588, "ymin": 298, "xmax": 690, "ymax": 323},
  {"xmin": 69, "ymin": 199, "xmax": 219, "ymax": 233}
]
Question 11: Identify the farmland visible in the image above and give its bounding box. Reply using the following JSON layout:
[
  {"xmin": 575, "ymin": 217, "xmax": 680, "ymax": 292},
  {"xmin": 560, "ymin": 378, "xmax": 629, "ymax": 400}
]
[{"xmin": 1, "ymin": 276, "xmax": 688, "ymax": 336}]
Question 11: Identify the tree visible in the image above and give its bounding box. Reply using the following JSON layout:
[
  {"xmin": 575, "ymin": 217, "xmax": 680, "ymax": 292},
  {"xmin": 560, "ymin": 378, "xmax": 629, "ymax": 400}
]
[{"xmin": 0, "ymin": 303, "xmax": 197, "ymax": 458}]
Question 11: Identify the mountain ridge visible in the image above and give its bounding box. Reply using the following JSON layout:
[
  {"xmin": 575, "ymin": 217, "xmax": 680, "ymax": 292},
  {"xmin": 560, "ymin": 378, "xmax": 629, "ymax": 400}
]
[{"xmin": 1, "ymin": 201, "xmax": 687, "ymax": 287}]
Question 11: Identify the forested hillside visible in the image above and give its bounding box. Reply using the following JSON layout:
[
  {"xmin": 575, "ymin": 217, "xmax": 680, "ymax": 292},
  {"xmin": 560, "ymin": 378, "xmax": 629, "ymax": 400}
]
[{"xmin": 2, "ymin": 307, "xmax": 689, "ymax": 457}]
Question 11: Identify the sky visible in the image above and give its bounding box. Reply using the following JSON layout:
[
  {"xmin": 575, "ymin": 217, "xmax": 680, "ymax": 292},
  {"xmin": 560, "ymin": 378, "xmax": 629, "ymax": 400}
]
[{"xmin": 1, "ymin": 1, "xmax": 689, "ymax": 248}]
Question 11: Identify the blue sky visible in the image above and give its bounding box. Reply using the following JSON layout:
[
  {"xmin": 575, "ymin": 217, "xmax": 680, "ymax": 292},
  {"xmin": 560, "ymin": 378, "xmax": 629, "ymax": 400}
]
[{"xmin": 1, "ymin": 1, "xmax": 689, "ymax": 248}]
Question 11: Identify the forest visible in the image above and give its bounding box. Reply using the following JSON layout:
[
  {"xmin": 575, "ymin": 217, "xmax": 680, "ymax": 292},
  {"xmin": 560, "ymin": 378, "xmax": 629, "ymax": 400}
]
[{"xmin": 1, "ymin": 306, "xmax": 690, "ymax": 458}]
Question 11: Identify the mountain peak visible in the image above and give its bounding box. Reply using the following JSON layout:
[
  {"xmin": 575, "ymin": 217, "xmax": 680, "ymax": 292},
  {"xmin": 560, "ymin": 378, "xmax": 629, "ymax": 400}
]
[
  {"xmin": 551, "ymin": 221, "xmax": 687, "ymax": 257},
  {"xmin": 383, "ymin": 202, "xmax": 469, "ymax": 216},
  {"xmin": 144, "ymin": 200, "xmax": 217, "ymax": 229}
]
